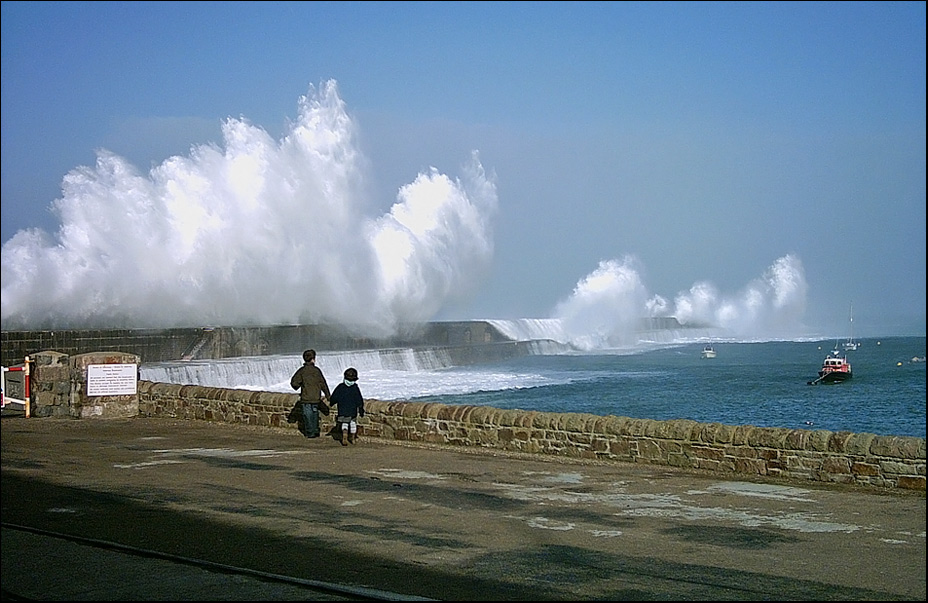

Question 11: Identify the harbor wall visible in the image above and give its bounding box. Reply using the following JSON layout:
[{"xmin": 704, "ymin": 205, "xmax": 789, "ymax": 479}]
[
  {"xmin": 1, "ymin": 318, "xmax": 698, "ymax": 367},
  {"xmin": 1, "ymin": 321, "xmax": 511, "ymax": 367},
  {"xmin": 22, "ymin": 351, "xmax": 926, "ymax": 491}
]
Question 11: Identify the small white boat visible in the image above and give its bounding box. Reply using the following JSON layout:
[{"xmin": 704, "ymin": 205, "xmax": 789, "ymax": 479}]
[
  {"xmin": 701, "ymin": 344, "xmax": 717, "ymax": 359},
  {"xmin": 842, "ymin": 303, "xmax": 860, "ymax": 351}
]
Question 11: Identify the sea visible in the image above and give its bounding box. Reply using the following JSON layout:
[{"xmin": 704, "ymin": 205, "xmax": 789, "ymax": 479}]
[{"xmin": 139, "ymin": 332, "xmax": 926, "ymax": 439}]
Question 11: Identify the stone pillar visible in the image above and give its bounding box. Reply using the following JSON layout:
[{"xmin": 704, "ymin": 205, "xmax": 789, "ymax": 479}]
[
  {"xmin": 70, "ymin": 352, "xmax": 140, "ymax": 418},
  {"xmin": 30, "ymin": 350, "xmax": 140, "ymax": 418},
  {"xmin": 30, "ymin": 351, "xmax": 71, "ymax": 418}
]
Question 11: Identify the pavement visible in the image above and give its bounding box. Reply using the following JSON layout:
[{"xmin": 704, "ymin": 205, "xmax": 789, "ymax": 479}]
[{"xmin": 1, "ymin": 412, "xmax": 925, "ymax": 601}]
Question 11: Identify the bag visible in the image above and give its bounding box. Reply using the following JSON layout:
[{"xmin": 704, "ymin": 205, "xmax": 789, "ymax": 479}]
[
  {"xmin": 286, "ymin": 400, "xmax": 301, "ymax": 424},
  {"xmin": 288, "ymin": 399, "xmax": 329, "ymax": 421}
]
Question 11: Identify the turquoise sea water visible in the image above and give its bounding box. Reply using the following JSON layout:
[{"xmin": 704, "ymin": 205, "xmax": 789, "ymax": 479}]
[
  {"xmin": 141, "ymin": 336, "xmax": 925, "ymax": 439},
  {"xmin": 403, "ymin": 337, "xmax": 926, "ymax": 439}
]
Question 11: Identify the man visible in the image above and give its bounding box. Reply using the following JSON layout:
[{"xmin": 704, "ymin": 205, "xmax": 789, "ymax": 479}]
[{"xmin": 289, "ymin": 349, "xmax": 331, "ymax": 438}]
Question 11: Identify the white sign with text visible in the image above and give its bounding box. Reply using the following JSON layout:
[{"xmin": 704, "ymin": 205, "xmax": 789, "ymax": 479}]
[{"xmin": 86, "ymin": 364, "xmax": 138, "ymax": 396}]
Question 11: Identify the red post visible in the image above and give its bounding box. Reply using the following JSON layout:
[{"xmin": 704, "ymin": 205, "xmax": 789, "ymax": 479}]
[
  {"xmin": 24, "ymin": 356, "xmax": 31, "ymax": 418},
  {"xmin": 1, "ymin": 358, "xmax": 30, "ymax": 416}
]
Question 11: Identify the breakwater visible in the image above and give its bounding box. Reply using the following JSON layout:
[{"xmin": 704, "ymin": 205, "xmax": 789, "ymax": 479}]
[
  {"xmin": 1, "ymin": 317, "xmax": 702, "ymax": 367},
  {"xmin": 1, "ymin": 321, "xmax": 513, "ymax": 367}
]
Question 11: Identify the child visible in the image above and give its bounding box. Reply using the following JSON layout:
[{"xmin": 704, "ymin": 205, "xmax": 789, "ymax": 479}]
[{"xmin": 329, "ymin": 367, "xmax": 365, "ymax": 445}]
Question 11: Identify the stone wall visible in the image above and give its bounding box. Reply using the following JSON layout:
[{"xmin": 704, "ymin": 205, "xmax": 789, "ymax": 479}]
[
  {"xmin": 1, "ymin": 321, "xmax": 515, "ymax": 366},
  {"xmin": 2, "ymin": 328, "xmax": 195, "ymax": 367},
  {"xmin": 136, "ymin": 380, "xmax": 926, "ymax": 492},
  {"xmin": 31, "ymin": 351, "xmax": 140, "ymax": 419}
]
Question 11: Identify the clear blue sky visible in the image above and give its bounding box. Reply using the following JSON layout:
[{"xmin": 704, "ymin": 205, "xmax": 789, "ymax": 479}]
[{"xmin": 2, "ymin": 1, "xmax": 925, "ymax": 339}]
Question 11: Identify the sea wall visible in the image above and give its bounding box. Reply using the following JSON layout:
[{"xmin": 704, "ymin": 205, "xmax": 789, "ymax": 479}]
[
  {"xmin": 1, "ymin": 319, "xmax": 696, "ymax": 367},
  {"xmin": 135, "ymin": 380, "xmax": 926, "ymax": 492},
  {"xmin": 1, "ymin": 322, "xmax": 512, "ymax": 367}
]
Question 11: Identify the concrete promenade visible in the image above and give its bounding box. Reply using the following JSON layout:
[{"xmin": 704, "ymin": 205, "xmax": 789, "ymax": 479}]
[{"xmin": 1, "ymin": 414, "xmax": 925, "ymax": 601}]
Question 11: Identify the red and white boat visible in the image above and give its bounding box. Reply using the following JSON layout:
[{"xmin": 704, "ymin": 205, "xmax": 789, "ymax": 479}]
[{"xmin": 809, "ymin": 348, "xmax": 852, "ymax": 385}]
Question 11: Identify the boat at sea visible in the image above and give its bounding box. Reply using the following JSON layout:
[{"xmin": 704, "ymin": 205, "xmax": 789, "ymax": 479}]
[
  {"xmin": 842, "ymin": 303, "xmax": 859, "ymax": 351},
  {"xmin": 808, "ymin": 346, "xmax": 852, "ymax": 385},
  {"xmin": 701, "ymin": 344, "xmax": 717, "ymax": 359}
]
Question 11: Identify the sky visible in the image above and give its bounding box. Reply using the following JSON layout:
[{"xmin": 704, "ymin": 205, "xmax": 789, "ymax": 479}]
[{"xmin": 1, "ymin": 1, "xmax": 925, "ymax": 343}]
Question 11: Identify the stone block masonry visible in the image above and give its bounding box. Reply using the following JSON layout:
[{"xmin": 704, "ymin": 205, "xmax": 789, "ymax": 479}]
[
  {"xmin": 30, "ymin": 350, "xmax": 140, "ymax": 419},
  {"xmin": 1, "ymin": 321, "xmax": 514, "ymax": 366},
  {"xmin": 135, "ymin": 380, "xmax": 926, "ymax": 492}
]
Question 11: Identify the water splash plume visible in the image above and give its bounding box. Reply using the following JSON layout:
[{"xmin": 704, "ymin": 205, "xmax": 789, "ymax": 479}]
[
  {"xmin": 1, "ymin": 80, "xmax": 498, "ymax": 335},
  {"xmin": 549, "ymin": 253, "xmax": 808, "ymax": 349}
]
